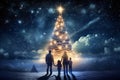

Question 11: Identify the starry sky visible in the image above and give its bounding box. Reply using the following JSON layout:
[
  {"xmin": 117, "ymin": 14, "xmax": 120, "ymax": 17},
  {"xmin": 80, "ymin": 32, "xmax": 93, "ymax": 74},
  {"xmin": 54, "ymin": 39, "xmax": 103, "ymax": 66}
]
[{"xmin": 0, "ymin": 0, "xmax": 120, "ymax": 59}]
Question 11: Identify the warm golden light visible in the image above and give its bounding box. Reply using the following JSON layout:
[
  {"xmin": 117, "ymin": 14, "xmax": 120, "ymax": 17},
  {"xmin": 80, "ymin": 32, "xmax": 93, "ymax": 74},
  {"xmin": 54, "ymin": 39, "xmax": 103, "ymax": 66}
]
[
  {"xmin": 53, "ymin": 40, "xmax": 57, "ymax": 44},
  {"xmin": 65, "ymin": 36, "xmax": 68, "ymax": 39},
  {"xmin": 58, "ymin": 45, "xmax": 62, "ymax": 50},
  {"xmin": 55, "ymin": 31, "xmax": 59, "ymax": 36},
  {"xmin": 65, "ymin": 45, "xmax": 68, "ymax": 48},
  {"xmin": 57, "ymin": 6, "xmax": 64, "ymax": 14},
  {"xmin": 60, "ymin": 22, "xmax": 64, "ymax": 26},
  {"xmin": 52, "ymin": 49, "xmax": 55, "ymax": 52},
  {"xmin": 55, "ymin": 22, "xmax": 58, "ymax": 26},
  {"xmin": 58, "ymin": 15, "xmax": 62, "ymax": 18},
  {"xmin": 50, "ymin": 42, "xmax": 53, "ymax": 45},
  {"xmin": 57, "ymin": 18, "xmax": 61, "ymax": 22},
  {"xmin": 59, "ymin": 35, "xmax": 63, "ymax": 39},
  {"xmin": 56, "ymin": 24, "xmax": 60, "ymax": 28}
]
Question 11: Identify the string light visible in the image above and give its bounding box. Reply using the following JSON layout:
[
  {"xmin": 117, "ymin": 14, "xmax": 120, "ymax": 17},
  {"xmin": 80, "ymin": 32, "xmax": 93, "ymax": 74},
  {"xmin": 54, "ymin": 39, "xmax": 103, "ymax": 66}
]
[
  {"xmin": 65, "ymin": 36, "xmax": 68, "ymax": 39},
  {"xmin": 55, "ymin": 31, "xmax": 59, "ymax": 36},
  {"xmin": 50, "ymin": 42, "xmax": 53, "ymax": 45},
  {"xmin": 56, "ymin": 24, "xmax": 60, "ymax": 28},
  {"xmin": 69, "ymin": 41, "xmax": 71, "ymax": 44},
  {"xmin": 60, "ymin": 22, "xmax": 64, "ymax": 26},
  {"xmin": 65, "ymin": 45, "xmax": 68, "ymax": 48},
  {"xmin": 53, "ymin": 40, "xmax": 57, "ymax": 44},
  {"xmin": 52, "ymin": 49, "xmax": 55, "ymax": 52},
  {"xmin": 58, "ymin": 15, "xmax": 62, "ymax": 18},
  {"xmin": 57, "ymin": 18, "xmax": 61, "ymax": 22},
  {"xmin": 58, "ymin": 45, "xmax": 62, "ymax": 50},
  {"xmin": 65, "ymin": 31, "xmax": 68, "ymax": 34},
  {"xmin": 55, "ymin": 22, "xmax": 58, "ymax": 26},
  {"xmin": 59, "ymin": 35, "xmax": 63, "ymax": 39},
  {"xmin": 63, "ymin": 40, "xmax": 66, "ymax": 43}
]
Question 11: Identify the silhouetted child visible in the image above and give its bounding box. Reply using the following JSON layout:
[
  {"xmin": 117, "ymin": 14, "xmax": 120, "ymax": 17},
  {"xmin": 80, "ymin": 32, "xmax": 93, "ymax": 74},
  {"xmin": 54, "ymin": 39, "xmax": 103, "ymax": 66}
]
[
  {"xmin": 54, "ymin": 60, "xmax": 62, "ymax": 76},
  {"xmin": 68, "ymin": 58, "xmax": 72, "ymax": 74}
]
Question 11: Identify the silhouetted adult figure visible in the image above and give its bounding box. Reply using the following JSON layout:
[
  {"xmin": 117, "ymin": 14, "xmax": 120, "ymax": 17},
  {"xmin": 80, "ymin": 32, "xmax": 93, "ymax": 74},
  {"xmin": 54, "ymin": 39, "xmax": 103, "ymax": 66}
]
[
  {"xmin": 45, "ymin": 50, "xmax": 54, "ymax": 75},
  {"xmin": 61, "ymin": 51, "xmax": 68, "ymax": 75}
]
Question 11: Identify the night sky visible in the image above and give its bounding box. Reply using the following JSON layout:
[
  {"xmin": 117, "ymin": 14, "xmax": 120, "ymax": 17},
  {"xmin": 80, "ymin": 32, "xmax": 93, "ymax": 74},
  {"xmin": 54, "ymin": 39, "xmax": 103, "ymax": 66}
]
[{"xmin": 0, "ymin": 0, "xmax": 120, "ymax": 59}]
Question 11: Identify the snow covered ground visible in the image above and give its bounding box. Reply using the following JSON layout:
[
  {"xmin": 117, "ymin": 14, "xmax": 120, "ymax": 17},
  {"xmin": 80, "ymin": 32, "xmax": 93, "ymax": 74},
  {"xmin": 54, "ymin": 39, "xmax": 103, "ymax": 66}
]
[{"xmin": 0, "ymin": 71, "xmax": 120, "ymax": 80}]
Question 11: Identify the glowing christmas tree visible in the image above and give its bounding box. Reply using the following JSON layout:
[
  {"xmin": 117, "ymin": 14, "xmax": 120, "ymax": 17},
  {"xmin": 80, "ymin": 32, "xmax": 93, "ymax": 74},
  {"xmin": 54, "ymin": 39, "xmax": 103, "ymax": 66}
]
[{"xmin": 48, "ymin": 6, "xmax": 72, "ymax": 58}]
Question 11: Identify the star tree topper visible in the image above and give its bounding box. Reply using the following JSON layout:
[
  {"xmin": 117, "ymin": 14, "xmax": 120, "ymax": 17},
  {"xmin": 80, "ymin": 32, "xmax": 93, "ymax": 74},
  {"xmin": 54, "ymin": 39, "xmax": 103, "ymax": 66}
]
[{"xmin": 57, "ymin": 6, "xmax": 64, "ymax": 14}]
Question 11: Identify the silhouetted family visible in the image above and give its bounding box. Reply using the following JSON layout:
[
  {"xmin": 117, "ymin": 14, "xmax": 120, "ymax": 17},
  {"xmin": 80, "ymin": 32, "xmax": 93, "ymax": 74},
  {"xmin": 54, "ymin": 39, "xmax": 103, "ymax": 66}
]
[{"xmin": 45, "ymin": 50, "xmax": 72, "ymax": 76}]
